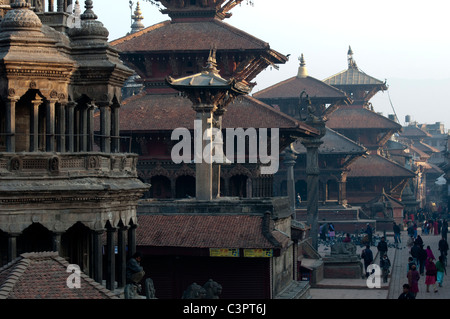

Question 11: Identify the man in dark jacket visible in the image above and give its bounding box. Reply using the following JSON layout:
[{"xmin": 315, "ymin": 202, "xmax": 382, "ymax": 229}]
[
  {"xmin": 126, "ymin": 252, "xmax": 145, "ymax": 285},
  {"xmin": 377, "ymin": 236, "xmax": 388, "ymax": 259},
  {"xmin": 361, "ymin": 245, "xmax": 374, "ymax": 278}
]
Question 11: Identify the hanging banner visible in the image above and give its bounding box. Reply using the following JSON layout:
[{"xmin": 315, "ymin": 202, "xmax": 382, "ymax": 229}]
[
  {"xmin": 243, "ymin": 249, "xmax": 273, "ymax": 257},
  {"xmin": 209, "ymin": 248, "xmax": 239, "ymax": 257}
]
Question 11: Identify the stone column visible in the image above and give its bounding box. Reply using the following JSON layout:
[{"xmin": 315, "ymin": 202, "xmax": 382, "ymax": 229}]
[
  {"xmin": 111, "ymin": 104, "xmax": 120, "ymax": 153},
  {"xmin": 99, "ymin": 103, "xmax": 111, "ymax": 153},
  {"xmin": 66, "ymin": 102, "xmax": 76, "ymax": 152},
  {"xmin": 106, "ymin": 226, "xmax": 116, "ymax": 291},
  {"xmin": 194, "ymin": 106, "xmax": 214, "ymax": 201},
  {"xmin": 5, "ymin": 98, "xmax": 18, "ymax": 152},
  {"xmin": 52, "ymin": 232, "xmax": 63, "ymax": 255},
  {"xmin": 92, "ymin": 229, "xmax": 104, "ymax": 284},
  {"xmin": 30, "ymin": 97, "xmax": 42, "ymax": 152},
  {"xmin": 57, "ymin": 103, "xmax": 66, "ymax": 153},
  {"xmin": 117, "ymin": 225, "xmax": 128, "ymax": 288},
  {"xmin": 48, "ymin": 0, "xmax": 54, "ymax": 12},
  {"xmin": 87, "ymin": 103, "xmax": 95, "ymax": 152},
  {"xmin": 283, "ymin": 148, "xmax": 297, "ymax": 214},
  {"xmin": 301, "ymin": 121, "xmax": 325, "ymax": 250},
  {"xmin": 339, "ymin": 172, "xmax": 348, "ymax": 206},
  {"xmin": 80, "ymin": 106, "xmax": 88, "ymax": 152},
  {"xmin": 7, "ymin": 233, "xmax": 19, "ymax": 262},
  {"xmin": 127, "ymin": 223, "xmax": 137, "ymax": 259},
  {"xmin": 46, "ymin": 100, "xmax": 56, "ymax": 152}
]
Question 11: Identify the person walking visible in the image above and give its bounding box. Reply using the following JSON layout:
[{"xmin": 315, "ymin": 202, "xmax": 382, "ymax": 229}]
[
  {"xmin": 418, "ymin": 245, "xmax": 428, "ymax": 275},
  {"xmin": 425, "ymin": 257, "xmax": 438, "ymax": 293},
  {"xmin": 442, "ymin": 219, "xmax": 448, "ymax": 241},
  {"xmin": 426, "ymin": 245, "xmax": 436, "ymax": 261},
  {"xmin": 380, "ymin": 254, "xmax": 391, "ymax": 283},
  {"xmin": 365, "ymin": 223, "xmax": 373, "ymax": 246},
  {"xmin": 436, "ymin": 255, "xmax": 446, "ymax": 287},
  {"xmin": 393, "ymin": 222, "xmax": 402, "ymax": 248},
  {"xmin": 438, "ymin": 237, "xmax": 449, "ymax": 266},
  {"xmin": 407, "ymin": 264, "xmax": 420, "ymax": 297},
  {"xmin": 361, "ymin": 244, "xmax": 374, "ymax": 278},
  {"xmin": 377, "ymin": 236, "xmax": 388, "ymax": 259},
  {"xmin": 410, "ymin": 242, "xmax": 420, "ymax": 268}
]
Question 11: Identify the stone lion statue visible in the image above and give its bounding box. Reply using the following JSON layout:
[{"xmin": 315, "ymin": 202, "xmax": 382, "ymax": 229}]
[
  {"xmin": 331, "ymin": 242, "xmax": 357, "ymax": 256},
  {"xmin": 203, "ymin": 279, "xmax": 222, "ymax": 299},
  {"xmin": 181, "ymin": 282, "xmax": 207, "ymax": 299}
]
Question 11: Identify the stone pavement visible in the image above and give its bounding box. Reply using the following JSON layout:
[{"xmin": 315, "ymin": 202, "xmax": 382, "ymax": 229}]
[{"xmin": 310, "ymin": 229, "xmax": 450, "ymax": 299}]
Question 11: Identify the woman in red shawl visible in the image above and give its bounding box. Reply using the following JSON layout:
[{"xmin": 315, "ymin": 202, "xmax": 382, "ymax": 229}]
[
  {"xmin": 434, "ymin": 220, "xmax": 439, "ymax": 235},
  {"xmin": 407, "ymin": 264, "xmax": 420, "ymax": 297},
  {"xmin": 425, "ymin": 257, "xmax": 438, "ymax": 293}
]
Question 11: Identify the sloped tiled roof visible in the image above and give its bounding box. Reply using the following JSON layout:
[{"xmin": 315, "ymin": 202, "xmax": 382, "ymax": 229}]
[
  {"xmin": 114, "ymin": 92, "xmax": 318, "ymax": 135},
  {"xmin": 111, "ymin": 19, "xmax": 284, "ymax": 63},
  {"xmin": 0, "ymin": 252, "xmax": 117, "ymax": 299},
  {"xmin": 136, "ymin": 214, "xmax": 288, "ymax": 249},
  {"xmin": 399, "ymin": 124, "xmax": 433, "ymax": 139},
  {"xmin": 292, "ymin": 127, "xmax": 367, "ymax": 155},
  {"xmin": 347, "ymin": 153, "xmax": 416, "ymax": 178},
  {"xmin": 253, "ymin": 75, "xmax": 348, "ymax": 102},
  {"xmin": 411, "ymin": 141, "xmax": 441, "ymax": 154},
  {"xmin": 326, "ymin": 104, "xmax": 402, "ymax": 130},
  {"xmin": 323, "ymin": 67, "xmax": 387, "ymax": 87}
]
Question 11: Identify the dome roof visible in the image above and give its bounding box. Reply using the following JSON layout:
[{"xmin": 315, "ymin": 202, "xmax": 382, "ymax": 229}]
[{"xmin": 0, "ymin": 0, "xmax": 42, "ymax": 31}]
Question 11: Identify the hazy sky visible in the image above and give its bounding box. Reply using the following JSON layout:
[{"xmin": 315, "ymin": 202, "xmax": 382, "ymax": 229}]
[{"xmin": 92, "ymin": 0, "xmax": 450, "ymax": 130}]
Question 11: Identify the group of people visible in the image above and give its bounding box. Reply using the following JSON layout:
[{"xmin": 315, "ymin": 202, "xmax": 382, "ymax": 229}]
[
  {"xmin": 360, "ymin": 236, "xmax": 391, "ymax": 283},
  {"xmin": 319, "ymin": 222, "xmax": 336, "ymax": 242},
  {"xmin": 402, "ymin": 234, "xmax": 449, "ymax": 298},
  {"xmin": 406, "ymin": 219, "xmax": 448, "ymax": 241}
]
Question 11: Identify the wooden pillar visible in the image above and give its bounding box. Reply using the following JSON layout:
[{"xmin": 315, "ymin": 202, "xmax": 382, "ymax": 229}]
[
  {"xmin": 46, "ymin": 100, "xmax": 56, "ymax": 152},
  {"xmin": 117, "ymin": 225, "xmax": 128, "ymax": 288},
  {"xmin": 106, "ymin": 226, "xmax": 116, "ymax": 291},
  {"xmin": 92, "ymin": 229, "xmax": 104, "ymax": 284},
  {"xmin": 5, "ymin": 98, "xmax": 17, "ymax": 152},
  {"xmin": 99, "ymin": 103, "xmax": 111, "ymax": 153},
  {"xmin": 66, "ymin": 102, "xmax": 76, "ymax": 152}
]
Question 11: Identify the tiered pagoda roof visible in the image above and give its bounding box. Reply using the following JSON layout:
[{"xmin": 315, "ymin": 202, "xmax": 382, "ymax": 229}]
[
  {"xmin": 323, "ymin": 46, "xmax": 387, "ymax": 103},
  {"xmin": 114, "ymin": 92, "xmax": 318, "ymax": 148},
  {"xmin": 254, "ymin": 54, "xmax": 349, "ymax": 105}
]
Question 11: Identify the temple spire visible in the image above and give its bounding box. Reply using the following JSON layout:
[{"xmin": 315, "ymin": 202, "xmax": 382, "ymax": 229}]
[
  {"xmin": 297, "ymin": 54, "xmax": 308, "ymax": 78},
  {"xmin": 347, "ymin": 45, "xmax": 358, "ymax": 69},
  {"xmin": 131, "ymin": 1, "xmax": 145, "ymax": 34}
]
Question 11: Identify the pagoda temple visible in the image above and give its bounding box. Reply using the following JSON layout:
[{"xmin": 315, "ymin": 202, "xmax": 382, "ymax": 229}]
[
  {"xmin": 109, "ymin": 0, "xmax": 318, "ymax": 299},
  {"xmin": 324, "ymin": 47, "xmax": 416, "ymax": 217}
]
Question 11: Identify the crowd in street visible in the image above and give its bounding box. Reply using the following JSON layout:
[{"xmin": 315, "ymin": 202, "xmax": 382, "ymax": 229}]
[{"xmin": 401, "ymin": 219, "xmax": 449, "ymax": 299}]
